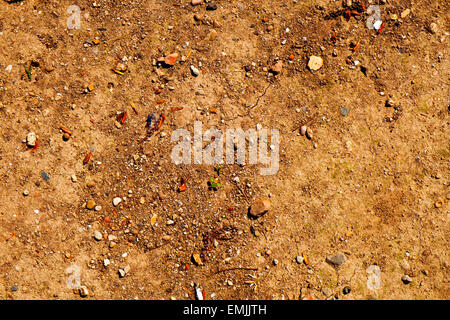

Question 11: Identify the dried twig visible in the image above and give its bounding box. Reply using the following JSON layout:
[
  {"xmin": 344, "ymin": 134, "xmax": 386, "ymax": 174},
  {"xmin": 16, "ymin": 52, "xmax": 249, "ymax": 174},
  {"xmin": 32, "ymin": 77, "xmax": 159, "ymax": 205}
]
[{"xmin": 214, "ymin": 267, "xmax": 258, "ymax": 275}]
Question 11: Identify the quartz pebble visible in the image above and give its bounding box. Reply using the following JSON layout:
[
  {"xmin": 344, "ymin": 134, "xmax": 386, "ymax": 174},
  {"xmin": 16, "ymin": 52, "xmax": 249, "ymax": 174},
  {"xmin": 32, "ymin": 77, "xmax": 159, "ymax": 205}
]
[
  {"xmin": 93, "ymin": 230, "xmax": 102, "ymax": 241},
  {"xmin": 300, "ymin": 125, "xmax": 307, "ymax": 136},
  {"xmin": 118, "ymin": 265, "xmax": 131, "ymax": 278},
  {"xmin": 113, "ymin": 197, "xmax": 122, "ymax": 206},
  {"xmin": 26, "ymin": 132, "xmax": 36, "ymax": 147},
  {"xmin": 308, "ymin": 56, "xmax": 323, "ymax": 71},
  {"xmin": 429, "ymin": 23, "xmax": 438, "ymax": 34},
  {"xmin": 401, "ymin": 275, "xmax": 412, "ymax": 284},
  {"xmin": 190, "ymin": 65, "xmax": 200, "ymax": 76}
]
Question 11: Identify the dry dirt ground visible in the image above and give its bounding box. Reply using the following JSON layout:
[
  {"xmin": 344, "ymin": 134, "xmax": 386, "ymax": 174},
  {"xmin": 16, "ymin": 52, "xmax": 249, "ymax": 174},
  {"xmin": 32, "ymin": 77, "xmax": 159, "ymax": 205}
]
[{"xmin": 0, "ymin": 0, "xmax": 448, "ymax": 300}]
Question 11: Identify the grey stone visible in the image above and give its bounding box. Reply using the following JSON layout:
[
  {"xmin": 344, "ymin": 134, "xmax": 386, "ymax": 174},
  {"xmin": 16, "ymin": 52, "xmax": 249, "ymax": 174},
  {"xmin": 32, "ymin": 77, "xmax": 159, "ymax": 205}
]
[{"xmin": 326, "ymin": 253, "xmax": 346, "ymax": 267}]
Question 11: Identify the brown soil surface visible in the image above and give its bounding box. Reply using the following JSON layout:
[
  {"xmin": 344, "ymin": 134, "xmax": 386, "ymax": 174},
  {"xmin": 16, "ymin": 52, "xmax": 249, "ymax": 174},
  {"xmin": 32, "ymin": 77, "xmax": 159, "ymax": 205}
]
[{"xmin": 0, "ymin": 0, "xmax": 448, "ymax": 300}]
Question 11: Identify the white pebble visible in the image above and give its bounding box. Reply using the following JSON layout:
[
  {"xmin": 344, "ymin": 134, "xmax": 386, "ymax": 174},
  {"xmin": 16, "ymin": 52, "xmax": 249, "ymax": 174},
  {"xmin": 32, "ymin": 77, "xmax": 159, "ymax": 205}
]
[
  {"xmin": 112, "ymin": 197, "xmax": 122, "ymax": 206},
  {"xmin": 190, "ymin": 65, "xmax": 200, "ymax": 76}
]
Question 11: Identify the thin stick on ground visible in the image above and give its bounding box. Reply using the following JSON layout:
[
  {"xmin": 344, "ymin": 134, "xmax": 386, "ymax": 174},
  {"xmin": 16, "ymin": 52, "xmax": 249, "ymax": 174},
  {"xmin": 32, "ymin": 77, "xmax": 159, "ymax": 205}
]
[{"xmin": 213, "ymin": 267, "xmax": 258, "ymax": 275}]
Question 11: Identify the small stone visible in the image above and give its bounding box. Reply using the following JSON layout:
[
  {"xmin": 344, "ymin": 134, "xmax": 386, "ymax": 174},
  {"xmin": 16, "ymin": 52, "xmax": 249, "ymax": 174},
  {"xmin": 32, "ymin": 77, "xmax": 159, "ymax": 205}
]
[
  {"xmin": 11, "ymin": 285, "xmax": 18, "ymax": 292},
  {"xmin": 164, "ymin": 53, "xmax": 178, "ymax": 66},
  {"xmin": 206, "ymin": 3, "xmax": 217, "ymax": 11},
  {"xmin": 26, "ymin": 132, "xmax": 36, "ymax": 147},
  {"xmin": 190, "ymin": 65, "xmax": 200, "ymax": 76},
  {"xmin": 343, "ymin": 286, "xmax": 351, "ymax": 295},
  {"xmin": 151, "ymin": 214, "xmax": 157, "ymax": 227},
  {"xmin": 273, "ymin": 259, "xmax": 279, "ymax": 266},
  {"xmin": 249, "ymin": 198, "xmax": 271, "ymax": 218},
  {"xmin": 94, "ymin": 205, "xmax": 102, "ymax": 211},
  {"xmin": 205, "ymin": 29, "xmax": 218, "ymax": 41},
  {"xmin": 86, "ymin": 200, "xmax": 96, "ymax": 210},
  {"xmin": 93, "ymin": 230, "xmax": 102, "ymax": 241},
  {"xmin": 109, "ymin": 241, "xmax": 117, "ymax": 248},
  {"xmin": 115, "ymin": 62, "xmax": 127, "ymax": 72},
  {"xmin": 308, "ymin": 55, "xmax": 323, "ymax": 71},
  {"xmin": 401, "ymin": 274, "xmax": 412, "ymax": 284},
  {"xmin": 300, "ymin": 125, "xmax": 307, "ymax": 136},
  {"xmin": 250, "ymin": 226, "xmax": 261, "ymax": 237},
  {"xmin": 422, "ymin": 248, "xmax": 431, "ymax": 257},
  {"xmin": 429, "ymin": 23, "xmax": 438, "ymax": 34},
  {"xmin": 296, "ymin": 256, "xmax": 304, "ymax": 264},
  {"xmin": 118, "ymin": 265, "xmax": 130, "ymax": 278},
  {"xmin": 390, "ymin": 14, "xmax": 398, "ymax": 21},
  {"xmin": 115, "ymin": 121, "xmax": 122, "ymax": 129},
  {"xmin": 400, "ymin": 260, "xmax": 410, "ymax": 271},
  {"xmin": 305, "ymin": 127, "xmax": 313, "ymax": 140},
  {"xmin": 103, "ymin": 259, "xmax": 110, "ymax": 267},
  {"xmin": 112, "ymin": 197, "xmax": 122, "ymax": 206},
  {"xmin": 45, "ymin": 65, "xmax": 55, "ymax": 72},
  {"xmin": 400, "ymin": 8, "xmax": 410, "ymax": 19},
  {"xmin": 434, "ymin": 200, "xmax": 443, "ymax": 208},
  {"xmin": 191, "ymin": 0, "xmax": 202, "ymax": 5},
  {"xmin": 139, "ymin": 197, "xmax": 145, "ymax": 204},
  {"xmin": 385, "ymin": 99, "xmax": 396, "ymax": 108},
  {"xmin": 192, "ymin": 253, "xmax": 203, "ymax": 266},
  {"xmin": 23, "ymin": 190, "xmax": 29, "ymax": 196},
  {"xmin": 63, "ymin": 133, "xmax": 70, "ymax": 141},
  {"xmin": 326, "ymin": 253, "xmax": 346, "ymax": 267},
  {"xmin": 270, "ymin": 61, "xmax": 283, "ymax": 74},
  {"xmin": 87, "ymin": 83, "xmax": 95, "ymax": 92},
  {"xmin": 79, "ymin": 286, "xmax": 89, "ymax": 297},
  {"xmin": 41, "ymin": 171, "xmax": 50, "ymax": 181},
  {"xmin": 373, "ymin": 20, "xmax": 382, "ymax": 30},
  {"xmin": 87, "ymin": 180, "xmax": 96, "ymax": 188},
  {"xmin": 340, "ymin": 107, "xmax": 349, "ymax": 116},
  {"xmin": 71, "ymin": 174, "xmax": 77, "ymax": 182}
]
